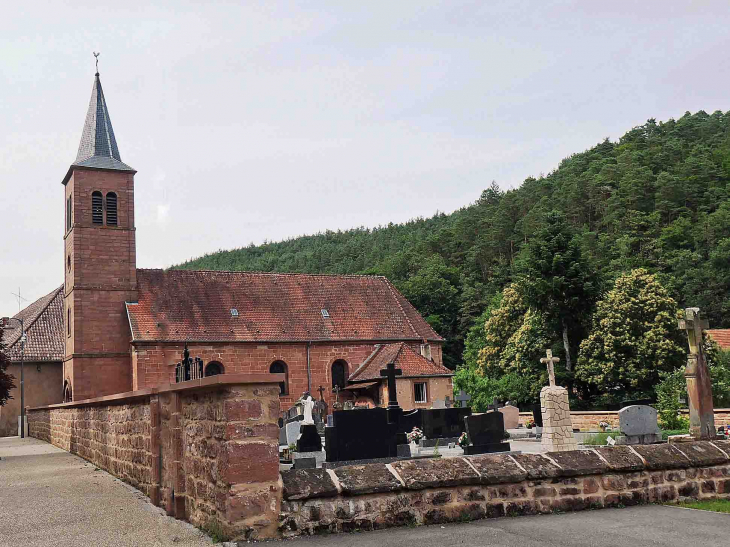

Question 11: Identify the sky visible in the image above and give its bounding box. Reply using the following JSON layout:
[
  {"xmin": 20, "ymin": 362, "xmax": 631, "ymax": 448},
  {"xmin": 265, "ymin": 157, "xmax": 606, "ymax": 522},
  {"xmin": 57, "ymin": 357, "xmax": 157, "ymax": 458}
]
[{"xmin": 1, "ymin": 1, "xmax": 729, "ymax": 315}]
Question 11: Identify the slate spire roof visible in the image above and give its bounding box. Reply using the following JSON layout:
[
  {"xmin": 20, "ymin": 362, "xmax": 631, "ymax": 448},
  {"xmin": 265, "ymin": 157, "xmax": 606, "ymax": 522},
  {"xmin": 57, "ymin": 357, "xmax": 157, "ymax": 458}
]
[{"xmin": 71, "ymin": 71, "xmax": 134, "ymax": 173}]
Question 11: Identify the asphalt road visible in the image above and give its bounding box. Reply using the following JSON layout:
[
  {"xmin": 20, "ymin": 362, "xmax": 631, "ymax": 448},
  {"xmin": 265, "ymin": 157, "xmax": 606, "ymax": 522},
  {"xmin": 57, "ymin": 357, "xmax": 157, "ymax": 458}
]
[
  {"xmin": 0, "ymin": 436, "xmax": 212, "ymax": 547},
  {"xmin": 290, "ymin": 505, "xmax": 730, "ymax": 547}
]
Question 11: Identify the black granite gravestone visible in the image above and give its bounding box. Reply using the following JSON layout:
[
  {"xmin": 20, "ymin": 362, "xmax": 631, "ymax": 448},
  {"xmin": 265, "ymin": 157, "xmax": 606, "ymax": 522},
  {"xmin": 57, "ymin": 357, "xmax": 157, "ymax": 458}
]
[
  {"xmin": 325, "ymin": 408, "xmax": 396, "ymax": 462},
  {"xmin": 297, "ymin": 424, "xmax": 322, "ymax": 452},
  {"xmin": 463, "ymin": 412, "xmax": 510, "ymax": 455},
  {"xmin": 421, "ymin": 408, "xmax": 471, "ymax": 439},
  {"xmin": 532, "ymin": 403, "xmax": 543, "ymax": 428}
]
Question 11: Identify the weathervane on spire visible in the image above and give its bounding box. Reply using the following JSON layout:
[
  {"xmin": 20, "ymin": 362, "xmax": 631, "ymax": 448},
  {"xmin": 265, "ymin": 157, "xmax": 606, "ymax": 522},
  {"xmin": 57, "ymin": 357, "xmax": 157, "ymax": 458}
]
[{"xmin": 93, "ymin": 52, "xmax": 100, "ymax": 74}]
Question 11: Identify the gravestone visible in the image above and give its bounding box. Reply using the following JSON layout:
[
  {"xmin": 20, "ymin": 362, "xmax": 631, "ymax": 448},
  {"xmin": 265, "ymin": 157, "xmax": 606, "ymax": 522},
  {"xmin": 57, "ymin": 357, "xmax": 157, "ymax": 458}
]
[
  {"xmin": 444, "ymin": 396, "xmax": 452, "ymax": 408},
  {"xmin": 432, "ymin": 398, "xmax": 446, "ymax": 409},
  {"xmin": 325, "ymin": 408, "xmax": 396, "ymax": 462},
  {"xmin": 487, "ymin": 397, "xmax": 504, "ymax": 411},
  {"xmin": 297, "ymin": 424, "xmax": 322, "ymax": 452},
  {"xmin": 616, "ymin": 405, "xmax": 661, "ymax": 445},
  {"xmin": 279, "ymin": 425, "xmax": 287, "ymax": 446},
  {"xmin": 462, "ymin": 412, "xmax": 510, "ymax": 455},
  {"xmin": 539, "ymin": 349, "xmax": 577, "ymax": 452},
  {"xmin": 456, "ymin": 390, "xmax": 472, "ymax": 408},
  {"xmin": 285, "ymin": 420, "xmax": 302, "ymax": 446},
  {"xmin": 420, "ymin": 407, "xmax": 471, "ymax": 443},
  {"xmin": 498, "ymin": 404, "xmax": 520, "ymax": 430}
]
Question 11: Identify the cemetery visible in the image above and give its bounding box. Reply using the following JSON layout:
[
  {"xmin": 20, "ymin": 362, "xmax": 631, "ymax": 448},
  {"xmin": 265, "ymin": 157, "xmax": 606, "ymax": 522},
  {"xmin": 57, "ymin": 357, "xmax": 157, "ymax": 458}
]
[{"xmin": 19, "ymin": 307, "xmax": 730, "ymax": 540}]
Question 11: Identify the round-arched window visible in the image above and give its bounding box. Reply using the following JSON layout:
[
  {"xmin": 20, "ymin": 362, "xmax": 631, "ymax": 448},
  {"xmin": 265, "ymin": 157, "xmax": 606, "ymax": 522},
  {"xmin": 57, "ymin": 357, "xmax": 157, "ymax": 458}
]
[
  {"xmin": 205, "ymin": 361, "xmax": 224, "ymax": 377},
  {"xmin": 270, "ymin": 360, "xmax": 288, "ymax": 396},
  {"xmin": 331, "ymin": 359, "xmax": 348, "ymax": 390}
]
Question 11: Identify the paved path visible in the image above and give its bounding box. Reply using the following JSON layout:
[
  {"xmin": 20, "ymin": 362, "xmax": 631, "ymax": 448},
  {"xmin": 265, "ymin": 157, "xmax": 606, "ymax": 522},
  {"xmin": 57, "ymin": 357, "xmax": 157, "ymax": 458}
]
[
  {"xmin": 0, "ymin": 437, "xmax": 213, "ymax": 547},
  {"xmin": 291, "ymin": 505, "xmax": 730, "ymax": 547}
]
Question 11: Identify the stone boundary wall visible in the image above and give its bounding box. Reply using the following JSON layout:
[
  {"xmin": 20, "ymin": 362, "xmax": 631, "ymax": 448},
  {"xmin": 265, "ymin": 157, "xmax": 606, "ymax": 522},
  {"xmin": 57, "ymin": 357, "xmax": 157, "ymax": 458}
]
[
  {"xmin": 27, "ymin": 374, "xmax": 283, "ymax": 540},
  {"xmin": 279, "ymin": 441, "xmax": 730, "ymax": 537},
  {"xmin": 518, "ymin": 409, "xmax": 730, "ymax": 430}
]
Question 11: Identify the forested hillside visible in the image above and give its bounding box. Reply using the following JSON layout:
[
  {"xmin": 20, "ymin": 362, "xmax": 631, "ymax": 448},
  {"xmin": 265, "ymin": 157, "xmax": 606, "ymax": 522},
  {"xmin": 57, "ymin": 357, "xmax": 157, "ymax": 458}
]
[{"xmin": 177, "ymin": 111, "xmax": 730, "ymax": 374}]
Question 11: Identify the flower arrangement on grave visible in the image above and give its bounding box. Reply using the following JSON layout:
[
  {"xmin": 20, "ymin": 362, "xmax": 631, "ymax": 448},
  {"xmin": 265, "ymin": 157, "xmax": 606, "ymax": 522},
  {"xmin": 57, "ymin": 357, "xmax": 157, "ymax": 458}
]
[
  {"xmin": 407, "ymin": 427, "xmax": 424, "ymax": 444},
  {"xmin": 599, "ymin": 421, "xmax": 610, "ymax": 432},
  {"xmin": 526, "ymin": 419, "xmax": 536, "ymax": 429},
  {"xmin": 457, "ymin": 432, "xmax": 469, "ymax": 449}
]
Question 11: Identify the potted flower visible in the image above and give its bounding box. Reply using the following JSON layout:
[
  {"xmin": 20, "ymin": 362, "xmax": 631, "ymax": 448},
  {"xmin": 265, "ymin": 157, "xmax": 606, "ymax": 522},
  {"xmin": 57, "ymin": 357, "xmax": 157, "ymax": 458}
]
[
  {"xmin": 526, "ymin": 420, "xmax": 536, "ymax": 429},
  {"xmin": 599, "ymin": 421, "xmax": 610, "ymax": 432},
  {"xmin": 407, "ymin": 427, "xmax": 424, "ymax": 455},
  {"xmin": 457, "ymin": 432, "xmax": 469, "ymax": 451}
]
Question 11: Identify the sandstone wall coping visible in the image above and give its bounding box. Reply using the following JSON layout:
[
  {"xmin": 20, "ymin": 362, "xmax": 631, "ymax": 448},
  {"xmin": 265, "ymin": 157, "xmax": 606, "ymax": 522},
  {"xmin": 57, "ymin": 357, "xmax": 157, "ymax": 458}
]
[
  {"xmin": 26, "ymin": 373, "xmax": 285, "ymax": 410},
  {"xmin": 281, "ymin": 442, "xmax": 730, "ymax": 502}
]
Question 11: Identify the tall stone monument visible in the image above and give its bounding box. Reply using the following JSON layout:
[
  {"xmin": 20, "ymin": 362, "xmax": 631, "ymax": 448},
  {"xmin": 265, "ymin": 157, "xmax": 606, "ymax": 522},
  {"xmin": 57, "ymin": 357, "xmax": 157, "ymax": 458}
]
[
  {"xmin": 539, "ymin": 349, "xmax": 577, "ymax": 452},
  {"xmin": 678, "ymin": 308, "xmax": 716, "ymax": 440}
]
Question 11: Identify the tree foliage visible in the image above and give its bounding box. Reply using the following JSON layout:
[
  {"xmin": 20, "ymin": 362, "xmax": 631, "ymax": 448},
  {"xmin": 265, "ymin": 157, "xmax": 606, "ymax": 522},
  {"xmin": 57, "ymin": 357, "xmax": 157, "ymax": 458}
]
[
  {"xmin": 576, "ymin": 269, "xmax": 686, "ymax": 402},
  {"xmin": 174, "ymin": 110, "xmax": 730, "ymax": 379},
  {"xmin": 0, "ymin": 331, "xmax": 16, "ymax": 407}
]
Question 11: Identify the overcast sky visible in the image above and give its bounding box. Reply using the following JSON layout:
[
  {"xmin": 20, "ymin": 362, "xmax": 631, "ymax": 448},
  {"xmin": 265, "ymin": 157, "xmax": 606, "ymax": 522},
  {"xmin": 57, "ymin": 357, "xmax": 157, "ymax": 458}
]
[{"xmin": 1, "ymin": 1, "xmax": 729, "ymax": 315}]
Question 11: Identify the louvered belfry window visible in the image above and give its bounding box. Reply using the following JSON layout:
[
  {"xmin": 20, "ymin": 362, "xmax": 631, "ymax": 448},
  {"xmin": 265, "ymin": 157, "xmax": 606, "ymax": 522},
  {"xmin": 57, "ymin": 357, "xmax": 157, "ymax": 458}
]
[
  {"xmin": 92, "ymin": 191, "xmax": 103, "ymax": 225},
  {"xmin": 106, "ymin": 192, "xmax": 118, "ymax": 226}
]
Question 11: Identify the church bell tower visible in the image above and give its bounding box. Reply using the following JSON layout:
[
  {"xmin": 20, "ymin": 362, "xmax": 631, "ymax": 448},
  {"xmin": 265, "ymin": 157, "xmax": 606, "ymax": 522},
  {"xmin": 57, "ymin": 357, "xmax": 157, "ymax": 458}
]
[{"xmin": 62, "ymin": 67, "xmax": 137, "ymax": 401}]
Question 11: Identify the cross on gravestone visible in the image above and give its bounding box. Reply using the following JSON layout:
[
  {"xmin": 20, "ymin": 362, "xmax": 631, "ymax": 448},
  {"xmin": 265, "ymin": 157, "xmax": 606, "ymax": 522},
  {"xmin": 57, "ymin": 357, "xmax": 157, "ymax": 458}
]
[
  {"xmin": 488, "ymin": 397, "xmax": 504, "ymax": 411},
  {"xmin": 678, "ymin": 307, "xmax": 716, "ymax": 440},
  {"xmin": 540, "ymin": 349, "xmax": 560, "ymax": 387},
  {"xmin": 318, "ymin": 385, "xmax": 326, "ymax": 401},
  {"xmin": 380, "ymin": 362, "xmax": 403, "ymax": 409},
  {"xmin": 456, "ymin": 390, "xmax": 472, "ymax": 408}
]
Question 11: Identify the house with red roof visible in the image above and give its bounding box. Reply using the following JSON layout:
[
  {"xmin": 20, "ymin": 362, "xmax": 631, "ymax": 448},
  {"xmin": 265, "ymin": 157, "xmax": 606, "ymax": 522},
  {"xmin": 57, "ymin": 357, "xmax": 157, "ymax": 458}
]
[
  {"xmin": 0, "ymin": 286, "xmax": 64, "ymax": 436},
  {"xmin": 1, "ymin": 70, "xmax": 452, "ymax": 425},
  {"xmin": 707, "ymin": 330, "xmax": 730, "ymax": 351}
]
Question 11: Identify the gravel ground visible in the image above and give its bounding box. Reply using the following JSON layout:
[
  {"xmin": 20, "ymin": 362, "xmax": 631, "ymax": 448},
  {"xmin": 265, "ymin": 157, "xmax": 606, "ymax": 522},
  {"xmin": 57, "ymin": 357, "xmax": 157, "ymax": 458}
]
[{"xmin": 0, "ymin": 436, "xmax": 214, "ymax": 547}]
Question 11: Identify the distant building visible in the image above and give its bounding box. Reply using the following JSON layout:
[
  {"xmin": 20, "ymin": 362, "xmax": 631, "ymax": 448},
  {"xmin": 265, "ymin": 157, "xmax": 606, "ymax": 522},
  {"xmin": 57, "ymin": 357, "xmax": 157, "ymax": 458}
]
[
  {"xmin": 707, "ymin": 329, "xmax": 730, "ymax": 351},
  {"xmin": 1, "ymin": 69, "xmax": 452, "ymax": 434},
  {"xmin": 0, "ymin": 287, "xmax": 64, "ymax": 436}
]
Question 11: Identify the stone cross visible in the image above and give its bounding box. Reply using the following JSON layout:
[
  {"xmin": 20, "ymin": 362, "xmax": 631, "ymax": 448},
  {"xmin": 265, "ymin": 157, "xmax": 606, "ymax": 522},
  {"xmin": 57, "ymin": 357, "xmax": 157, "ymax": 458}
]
[
  {"xmin": 540, "ymin": 349, "xmax": 560, "ymax": 387},
  {"xmin": 318, "ymin": 385, "xmax": 326, "ymax": 401},
  {"xmin": 456, "ymin": 390, "xmax": 472, "ymax": 408},
  {"xmin": 380, "ymin": 362, "xmax": 403, "ymax": 409},
  {"xmin": 332, "ymin": 384, "xmax": 340, "ymax": 402},
  {"xmin": 678, "ymin": 307, "xmax": 716, "ymax": 439}
]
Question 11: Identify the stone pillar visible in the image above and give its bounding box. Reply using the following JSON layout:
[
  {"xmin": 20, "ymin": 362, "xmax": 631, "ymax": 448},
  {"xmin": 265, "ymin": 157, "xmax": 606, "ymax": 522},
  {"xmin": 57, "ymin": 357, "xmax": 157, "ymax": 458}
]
[
  {"xmin": 540, "ymin": 385, "xmax": 577, "ymax": 452},
  {"xmin": 679, "ymin": 308, "xmax": 716, "ymax": 440}
]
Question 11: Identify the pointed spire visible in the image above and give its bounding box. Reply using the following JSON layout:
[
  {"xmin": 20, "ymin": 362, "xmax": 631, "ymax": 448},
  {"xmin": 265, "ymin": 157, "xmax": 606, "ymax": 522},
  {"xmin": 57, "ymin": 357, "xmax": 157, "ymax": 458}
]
[{"xmin": 72, "ymin": 70, "xmax": 134, "ymax": 172}]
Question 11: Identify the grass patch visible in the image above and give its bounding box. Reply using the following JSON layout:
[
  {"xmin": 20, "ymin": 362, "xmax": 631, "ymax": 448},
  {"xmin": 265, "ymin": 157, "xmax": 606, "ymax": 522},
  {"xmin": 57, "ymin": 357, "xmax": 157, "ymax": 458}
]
[
  {"xmin": 201, "ymin": 519, "xmax": 230, "ymax": 543},
  {"xmin": 661, "ymin": 429, "xmax": 689, "ymax": 440},
  {"xmin": 582, "ymin": 432, "xmax": 615, "ymax": 445},
  {"xmin": 667, "ymin": 499, "xmax": 730, "ymax": 513}
]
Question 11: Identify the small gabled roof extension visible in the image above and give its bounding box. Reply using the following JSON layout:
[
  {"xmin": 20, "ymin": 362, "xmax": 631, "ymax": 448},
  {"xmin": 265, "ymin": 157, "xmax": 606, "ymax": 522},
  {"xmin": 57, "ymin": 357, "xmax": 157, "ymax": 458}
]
[{"xmin": 349, "ymin": 342, "xmax": 453, "ymax": 382}]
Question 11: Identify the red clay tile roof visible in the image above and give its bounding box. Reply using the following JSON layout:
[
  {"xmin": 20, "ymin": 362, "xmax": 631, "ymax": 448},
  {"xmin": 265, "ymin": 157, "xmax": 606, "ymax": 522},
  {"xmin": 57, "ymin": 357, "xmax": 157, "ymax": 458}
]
[
  {"xmin": 349, "ymin": 342, "xmax": 453, "ymax": 381},
  {"xmin": 707, "ymin": 329, "xmax": 730, "ymax": 351},
  {"xmin": 3, "ymin": 286, "xmax": 64, "ymax": 362},
  {"xmin": 127, "ymin": 269, "xmax": 443, "ymax": 343}
]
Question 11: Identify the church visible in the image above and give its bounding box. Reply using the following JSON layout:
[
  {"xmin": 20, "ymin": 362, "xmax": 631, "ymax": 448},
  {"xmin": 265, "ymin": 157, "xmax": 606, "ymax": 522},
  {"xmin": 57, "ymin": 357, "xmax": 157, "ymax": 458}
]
[{"xmin": 0, "ymin": 70, "xmax": 453, "ymax": 434}]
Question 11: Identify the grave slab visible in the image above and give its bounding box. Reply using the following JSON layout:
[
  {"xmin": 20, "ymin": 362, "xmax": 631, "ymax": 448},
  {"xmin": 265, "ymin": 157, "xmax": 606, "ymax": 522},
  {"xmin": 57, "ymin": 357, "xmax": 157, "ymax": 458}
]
[
  {"xmin": 297, "ymin": 424, "xmax": 322, "ymax": 452},
  {"xmin": 619, "ymin": 405, "xmax": 660, "ymax": 436},
  {"xmin": 463, "ymin": 412, "xmax": 511, "ymax": 454}
]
